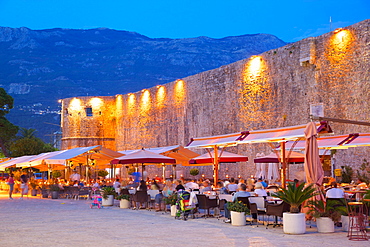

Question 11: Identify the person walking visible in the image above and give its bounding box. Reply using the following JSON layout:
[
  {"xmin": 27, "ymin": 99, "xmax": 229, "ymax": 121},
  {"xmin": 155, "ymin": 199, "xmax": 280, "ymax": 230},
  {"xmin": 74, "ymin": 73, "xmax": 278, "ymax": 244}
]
[
  {"xmin": 7, "ymin": 174, "xmax": 15, "ymax": 199},
  {"xmin": 20, "ymin": 171, "xmax": 29, "ymax": 199}
]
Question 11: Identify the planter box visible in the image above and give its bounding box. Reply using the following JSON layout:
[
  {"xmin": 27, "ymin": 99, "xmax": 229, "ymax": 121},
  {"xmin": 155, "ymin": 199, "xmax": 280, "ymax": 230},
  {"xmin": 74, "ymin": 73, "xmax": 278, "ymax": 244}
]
[
  {"xmin": 341, "ymin": 215, "xmax": 349, "ymax": 232},
  {"xmin": 31, "ymin": 189, "xmax": 38, "ymax": 196},
  {"xmin": 231, "ymin": 211, "xmax": 246, "ymax": 226},
  {"xmin": 316, "ymin": 217, "xmax": 334, "ymax": 233},
  {"xmin": 102, "ymin": 195, "xmax": 114, "ymax": 206},
  {"xmin": 51, "ymin": 191, "xmax": 59, "ymax": 199},
  {"xmin": 170, "ymin": 205, "xmax": 177, "ymax": 216},
  {"xmin": 283, "ymin": 212, "xmax": 306, "ymax": 234},
  {"xmin": 120, "ymin": 199, "xmax": 130, "ymax": 209}
]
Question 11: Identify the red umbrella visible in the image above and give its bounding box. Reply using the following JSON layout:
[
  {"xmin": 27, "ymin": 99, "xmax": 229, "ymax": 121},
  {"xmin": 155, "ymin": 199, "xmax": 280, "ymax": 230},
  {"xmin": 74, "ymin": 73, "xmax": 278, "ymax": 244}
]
[
  {"xmin": 254, "ymin": 151, "xmax": 305, "ymax": 163},
  {"xmin": 111, "ymin": 149, "xmax": 176, "ymax": 165},
  {"xmin": 304, "ymin": 122, "xmax": 324, "ymax": 185},
  {"xmin": 188, "ymin": 150, "xmax": 248, "ymax": 165}
]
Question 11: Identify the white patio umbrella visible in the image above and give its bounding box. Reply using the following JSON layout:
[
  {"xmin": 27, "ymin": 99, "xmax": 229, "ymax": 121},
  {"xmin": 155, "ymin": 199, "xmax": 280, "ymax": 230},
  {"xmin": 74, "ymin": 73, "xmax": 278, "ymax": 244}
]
[
  {"xmin": 254, "ymin": 152, "xmax": 266, "ymax": 179},
  {"xmin": 267, "ymin": 163, "xmax": 279, "ymax": 182}
]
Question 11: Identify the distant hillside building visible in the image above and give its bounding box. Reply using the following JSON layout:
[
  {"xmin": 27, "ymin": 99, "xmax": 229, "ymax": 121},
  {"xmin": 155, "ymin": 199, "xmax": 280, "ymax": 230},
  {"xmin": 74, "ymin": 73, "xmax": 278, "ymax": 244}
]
[{"xmin": 61, "ymin": 20, "xmax": 370, "ymax": 179}]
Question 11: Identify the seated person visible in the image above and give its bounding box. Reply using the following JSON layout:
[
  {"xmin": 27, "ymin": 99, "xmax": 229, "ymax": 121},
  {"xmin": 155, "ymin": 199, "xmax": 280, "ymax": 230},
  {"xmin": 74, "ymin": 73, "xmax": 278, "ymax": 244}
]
[
  {"xmin": 357, "ymin": 179, "xmax": 368, "ymax": 190},
  {"xmin": 224, "ymin": 183, "xmax": 250, "ymax": 223},
  {"xmin": 226, "ymin": 178, "xmax": 238, "ymax": 194},
  {"xmin": 201, "ymin": 181, "xmax": 212, "ymax": 193},
  {"xmin": 254, "ymin": 183, "xmax": 268, "ymax": 197},
  {"xmin": 185, "ymin": 179, "xmax": 199, "ymax": 191},
  {"xmin": 174, "ymin": 179, "xmax": 185, "ymax": 191},
  {"xmin": 326, "ymin": 182, "xmax": 344, "ymax": 198},
  {"xmin": 215, "ymin": 181, "xmax": 228, "ymax": 194},
  {"xmin": 113, "ymin": 179, "xmax": 121, "ymax": 193},
  {"xmin": 257, "ymin": 178, "xmax": 268, "ymax": 188}
]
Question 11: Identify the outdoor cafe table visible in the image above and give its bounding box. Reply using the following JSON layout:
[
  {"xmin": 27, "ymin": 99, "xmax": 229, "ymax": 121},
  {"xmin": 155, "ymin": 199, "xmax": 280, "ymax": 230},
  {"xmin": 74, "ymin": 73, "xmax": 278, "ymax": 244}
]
[{"xmin": 344, "ymin": 190, "xmax": 368, "ymax": 201}]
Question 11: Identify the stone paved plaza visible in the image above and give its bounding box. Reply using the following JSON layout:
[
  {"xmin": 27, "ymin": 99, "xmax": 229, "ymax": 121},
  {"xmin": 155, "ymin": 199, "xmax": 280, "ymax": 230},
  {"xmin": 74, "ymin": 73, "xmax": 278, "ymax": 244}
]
[{"xmin": 0, "ymin": 191, "xmax": 368, "ymax": 247}]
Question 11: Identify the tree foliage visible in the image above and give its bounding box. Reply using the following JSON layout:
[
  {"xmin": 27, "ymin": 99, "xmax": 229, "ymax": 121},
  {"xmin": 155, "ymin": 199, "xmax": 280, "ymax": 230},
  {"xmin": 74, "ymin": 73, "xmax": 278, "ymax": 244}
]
[
  {"xmin": 9, "ymin": 137, "xmax": 56, "ymax": 157},
  {"xmin": 19, "ymin": 127, "xmax": 37, "ymax": 139},
  {"xmin": 0, "ymin": 88, "xmax": 19, "ymax": 156}
]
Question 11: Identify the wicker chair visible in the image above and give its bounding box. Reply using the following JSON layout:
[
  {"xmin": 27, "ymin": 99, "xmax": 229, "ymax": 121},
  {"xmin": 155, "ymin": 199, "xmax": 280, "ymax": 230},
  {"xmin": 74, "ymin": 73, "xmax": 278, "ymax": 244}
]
[
  {"xmin": 131, "ymin": 191, "xmax": 149, "ymax": 209},
  {"xmin": 265, "ymin": 201, "xmax": 291, "ymax": 228},
  {"xmin": 196, "ymin": 194, "xmax": 218, "ymax": 218}
]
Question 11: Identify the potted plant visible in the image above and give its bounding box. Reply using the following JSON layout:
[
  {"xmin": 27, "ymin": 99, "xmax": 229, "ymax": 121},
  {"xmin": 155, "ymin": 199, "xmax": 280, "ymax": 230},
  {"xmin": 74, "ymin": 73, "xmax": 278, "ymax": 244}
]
[
  {"xmin": 273, "ymin": 182, "xmax": 316, "ymax": 234},
  {"xmin": 52, "ymin": 170, "xmax": 62, "ymax": 179},
  {"xmin": 98, "ymin": 170, "xmax": 109, "ymax": 178},
  {"xmin": 49, "ymin": 184, "xmax": 60, "ymax": 199},
  {"xmin": 116, "ymin": 194, "xmax": 130, "ymax": 209},
  {"xmin": 163, "ymin": 193, "xmax": 178, "ymax": 216},
  {"xmin": 307, "ymin": 199, "xmax": 347, "ymax": 233},
  {"xmin": 101, "ymin": 187, "xmax": 116, "ymax": 206},
  {"xmin": 227, "ymin": 200, "xmax": 250, "ymax": 226},
  {"xmin": 189, "ymin": 168, "xmax": 199, "ymax": 177},
  {"xmin": 29, "ymin": 179, "xmax": 38, "ymax": 196}
]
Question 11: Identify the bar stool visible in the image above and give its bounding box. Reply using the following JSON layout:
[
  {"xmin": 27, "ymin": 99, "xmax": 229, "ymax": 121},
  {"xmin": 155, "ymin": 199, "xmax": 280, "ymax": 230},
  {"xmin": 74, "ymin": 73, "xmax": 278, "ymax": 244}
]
[
  {"xmin": 347, "ymin": 202, "xmax": 368, "ymax": 241},
  {"xmin": 363, "ymin": 199, "xmax": 370, "ymax": 232}
]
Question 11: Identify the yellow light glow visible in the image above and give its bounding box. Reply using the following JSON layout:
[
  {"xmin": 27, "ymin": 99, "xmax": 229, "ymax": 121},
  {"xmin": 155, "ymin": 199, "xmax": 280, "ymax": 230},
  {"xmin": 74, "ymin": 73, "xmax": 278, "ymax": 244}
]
[
  {"xmin": 89, "ymin": 97, "xmax": 103, "ymax": 108},
  {"xmin": 174, "ymin": 79, "xmax": 185, "ymax": 105},
  {"xmin": 140, "ymin": 90, "xmax": 151, "ymax": 113},
  {"xmin": 156, "ymin": 86, "xmax": 166, "ymax": 108},
  {"xmin": 116, "ymin": 95, "xmax": 123, "ymax": 116},
  {"xmin": 127, "ymin": 94, "xmax": 136, "ymax": 115},
  {"xmin": 327, "ymin": 29, "xmax": 354, "ymax": 64},
  {"xmin": 249, "ymin": 56, "xmax": 262, "ymax": 79},
  {"xmin": 69, "ymin": 98, "xmax": 82, "ymax": 112},
  {"xmin": 239, "ymin": 55, "xmax": 271, "ymax": 124}
]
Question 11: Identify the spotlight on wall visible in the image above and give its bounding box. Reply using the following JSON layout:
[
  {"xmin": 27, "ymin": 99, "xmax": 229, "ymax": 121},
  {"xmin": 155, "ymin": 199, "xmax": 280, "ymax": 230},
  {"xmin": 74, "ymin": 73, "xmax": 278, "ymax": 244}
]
[{"xmin": 334, "ymin": 28, "xmax": 343, "ymax": 34}]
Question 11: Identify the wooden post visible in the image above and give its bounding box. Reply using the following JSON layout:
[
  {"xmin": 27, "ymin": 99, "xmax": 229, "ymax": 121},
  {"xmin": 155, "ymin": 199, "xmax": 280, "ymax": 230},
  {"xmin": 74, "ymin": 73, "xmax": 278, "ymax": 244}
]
[
  {"xmin": 213, "ymin": 146, "xmax": 219, "ymax": 187},
  {"xmin": 281, "ymin": 142, "xmax": 287, "ymax": 188}
]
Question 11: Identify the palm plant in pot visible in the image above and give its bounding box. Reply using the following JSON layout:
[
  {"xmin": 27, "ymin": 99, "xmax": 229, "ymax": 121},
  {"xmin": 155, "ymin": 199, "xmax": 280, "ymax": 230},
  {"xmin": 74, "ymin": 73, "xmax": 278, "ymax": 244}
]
[
  {"xmin": 273, "ymin": 182, "xmax": 316, "ymax": 234},
  {"xmin": 116, "ymin": 194, "xmax": 130, "ymax": 209},
  {"xmin": 29, "ymin": 179, "xmax": 39, "ymax": 196},
  {"xmin": 101, "ymin": 187, "xmax": 116, "ymax": 206},
  {"xmin": 307, "ymin": 198, "xmax": 347, "ymax": 233},
  {"xmin": 227, "ymin": 201, "xmax": 250, "ymax": 226},
  {"xmin": 163, "ymin": 193, "xmax": 178, "ymax": 216},
  {"xmin": 49, "ymin": 184, "xmax": 60, "ymax": 199}
]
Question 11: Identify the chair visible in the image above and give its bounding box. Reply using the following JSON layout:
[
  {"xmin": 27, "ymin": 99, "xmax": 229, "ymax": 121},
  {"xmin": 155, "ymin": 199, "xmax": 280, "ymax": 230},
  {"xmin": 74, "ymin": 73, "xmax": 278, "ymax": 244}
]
[
  {"xmin": 249, "ymin": 197, "xmax": 267, "ymax": 224},
  {"xmin": 266, "ymin": 186, "xmax": 279, "ymax": 195},
  {"xmin": 265, "ymin": 202, "xmax": 291, "ymax": 228},
  {"xmin": 132, "ymin": 191, "xmax": 149, "ymax": 209},
  {"xmin": 237, "ymin": 197, "xmax": 257, "ymax": 225},
  {"xmin": 147, "ymin": 190, "xmax": 160, "ymax": 210},
  {"xmin": 347, "ymin": 202, "xmax": 368, "ymax": 240},
  {"xmin": 120, "ymin": 188, "xmax": 130, "ymax": 195},
  {"xmin": 76, "ymin": 187, "xmax": 90, "ymax": 200},
  {"xmin": 196, "ymin": 194, "xmax": 218, "ymax": 218},
  {"xmin": 68, "ymin": 187, "xmax": 80, "ymax": 200}
]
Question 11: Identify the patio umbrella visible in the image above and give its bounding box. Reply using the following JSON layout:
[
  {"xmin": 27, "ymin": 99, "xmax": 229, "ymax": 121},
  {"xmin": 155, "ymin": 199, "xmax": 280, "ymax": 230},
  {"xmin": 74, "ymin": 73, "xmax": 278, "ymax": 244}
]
[
  {"xmin": 304, "ymin": 122, "xmax": 324, "ymax": 185},
  {"xmin": 111, "ymin": 149, "xmax": 176, "ymax": 180},
  {"xmin": 254, "ymin": 152, "xmax": 265, "ymax": 179},
  {"xmin": 188, "ymin": 150, "xmax": 248, "ymax": 165},
  {"xmin": 253, "ymin": 151, "xmax": 305, "ymax": 163},
  {"xmin": 267, "ymin": 163, "xmax": 279, "ymax": 182}
]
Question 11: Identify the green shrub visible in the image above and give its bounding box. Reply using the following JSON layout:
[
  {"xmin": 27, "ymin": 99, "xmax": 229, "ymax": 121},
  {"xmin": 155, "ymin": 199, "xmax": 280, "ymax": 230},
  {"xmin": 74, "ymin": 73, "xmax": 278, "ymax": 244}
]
[
  {"xmin": 98, "ymin": 170, "xmax": 109, "ymax": 177},
  {"xmin": 52, "ymin": 170, "xmax": 62, "ymax": 178},
  {"xmin": 227, "ymin": 201, "xmax": 250, "ymax": 214},
  {"xmin": 189, "ymin": 168, "xmax": 199, "ymax": 176}
]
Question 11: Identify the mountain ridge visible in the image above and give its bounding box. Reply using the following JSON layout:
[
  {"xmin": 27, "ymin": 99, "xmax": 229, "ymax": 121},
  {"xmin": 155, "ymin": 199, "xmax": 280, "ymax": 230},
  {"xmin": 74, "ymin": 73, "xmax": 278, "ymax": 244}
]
[{"xmin": 0, "ymin": 26, "xmax": 287, "ymax": 143}]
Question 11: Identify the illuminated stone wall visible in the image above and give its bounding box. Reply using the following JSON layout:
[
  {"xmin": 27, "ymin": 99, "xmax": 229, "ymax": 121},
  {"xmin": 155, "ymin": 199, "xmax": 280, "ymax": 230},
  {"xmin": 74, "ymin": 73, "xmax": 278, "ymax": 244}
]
[
  {"xmin": 61, "ymin": 20, "xmax": 370, "ymax": 180},
  {"xmin": 61, "ymin": 96, "xmax": 117, "ymax": 150}
]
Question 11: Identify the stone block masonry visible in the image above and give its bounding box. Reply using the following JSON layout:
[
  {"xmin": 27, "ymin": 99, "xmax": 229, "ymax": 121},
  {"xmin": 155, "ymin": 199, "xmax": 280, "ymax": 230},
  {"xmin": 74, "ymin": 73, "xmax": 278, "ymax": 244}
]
[{"xmin": 61, "ymin": 20, "xmax": 370, "ymax": 180}]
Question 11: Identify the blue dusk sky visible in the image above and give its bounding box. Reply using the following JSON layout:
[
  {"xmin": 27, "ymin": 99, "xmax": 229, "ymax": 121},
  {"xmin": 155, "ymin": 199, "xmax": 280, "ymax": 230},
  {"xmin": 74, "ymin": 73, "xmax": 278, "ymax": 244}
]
[{"xmin": 0, "ymin": 0, "xmax": 369, "ymax": 42}]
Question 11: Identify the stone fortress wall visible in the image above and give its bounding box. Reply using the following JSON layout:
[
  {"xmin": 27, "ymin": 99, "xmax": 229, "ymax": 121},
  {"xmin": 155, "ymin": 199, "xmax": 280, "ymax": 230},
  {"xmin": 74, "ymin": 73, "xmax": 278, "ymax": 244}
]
[{"xmin": 61, "ymin": 20, "xmax": 370, "ymax": 180}]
